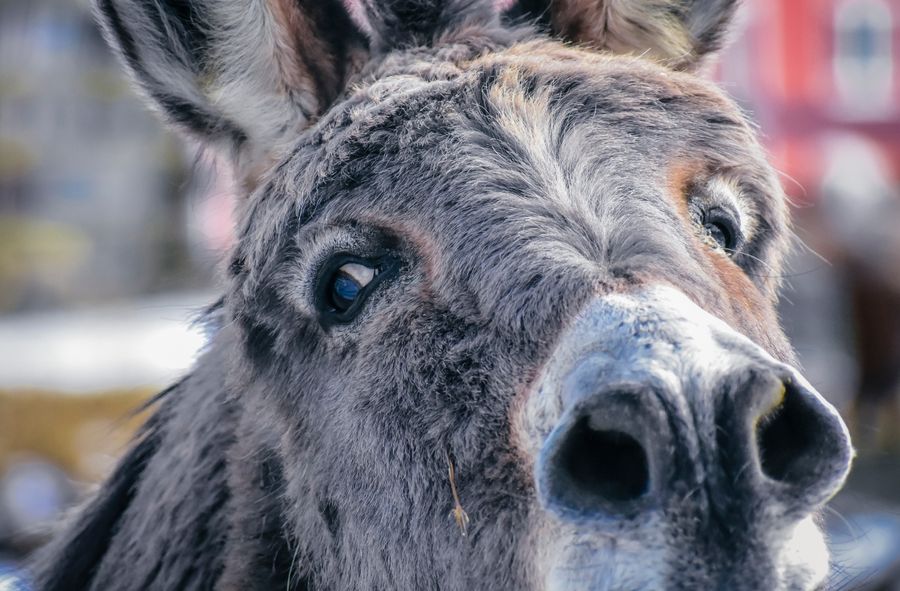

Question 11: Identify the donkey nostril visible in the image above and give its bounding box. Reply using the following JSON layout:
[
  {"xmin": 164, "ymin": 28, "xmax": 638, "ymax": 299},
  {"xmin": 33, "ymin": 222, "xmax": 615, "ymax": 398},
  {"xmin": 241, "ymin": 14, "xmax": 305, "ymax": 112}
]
[
  {"xmin": 549, "ymin": 416, "xmax": 650, "ymax": 512},
  {"xmin": 756, "ymin": 383, "xmax": 832, "ymax": 484}
]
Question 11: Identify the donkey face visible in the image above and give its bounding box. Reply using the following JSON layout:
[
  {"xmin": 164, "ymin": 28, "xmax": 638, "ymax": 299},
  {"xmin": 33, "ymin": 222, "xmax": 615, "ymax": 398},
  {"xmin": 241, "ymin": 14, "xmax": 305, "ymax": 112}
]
[{"xmin": 77, "ymin": 1, "xmax": 851, "ymax": 589}]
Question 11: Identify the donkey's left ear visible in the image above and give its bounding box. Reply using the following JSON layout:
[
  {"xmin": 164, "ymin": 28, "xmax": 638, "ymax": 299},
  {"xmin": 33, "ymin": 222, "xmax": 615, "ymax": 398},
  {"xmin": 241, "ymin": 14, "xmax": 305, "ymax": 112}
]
[
  {"xmin": 507, "ymin": 0, "xmax": 739, "ymax": 71},
  {"xmin": 94, "ymin": 0, "xmax": 368, "ymax": 184}
]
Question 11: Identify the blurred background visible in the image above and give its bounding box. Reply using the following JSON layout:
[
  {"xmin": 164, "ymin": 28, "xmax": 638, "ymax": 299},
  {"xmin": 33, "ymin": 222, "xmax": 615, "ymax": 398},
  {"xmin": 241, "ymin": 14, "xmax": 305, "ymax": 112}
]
[{"xmin": 0, "ymin": 0, "xmax": 899, "ymax": 588}]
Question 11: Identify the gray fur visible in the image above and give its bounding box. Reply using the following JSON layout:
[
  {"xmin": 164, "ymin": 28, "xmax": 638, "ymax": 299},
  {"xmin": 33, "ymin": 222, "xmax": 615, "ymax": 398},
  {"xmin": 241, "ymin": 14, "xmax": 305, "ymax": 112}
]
[{"xmin": 34, "ymin": 1, "xmax": 852, "ymax": 590}]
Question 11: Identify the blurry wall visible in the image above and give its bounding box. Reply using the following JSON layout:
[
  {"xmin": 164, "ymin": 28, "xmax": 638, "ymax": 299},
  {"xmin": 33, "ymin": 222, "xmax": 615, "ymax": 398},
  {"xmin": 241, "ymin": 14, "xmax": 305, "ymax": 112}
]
[
  {"xmin": 0, "ymin": 0, "xmax": 224, "ymax": 312},
  {"xmin": 0, "ymin": 0, "xmax": 227, "ymax": 554}
]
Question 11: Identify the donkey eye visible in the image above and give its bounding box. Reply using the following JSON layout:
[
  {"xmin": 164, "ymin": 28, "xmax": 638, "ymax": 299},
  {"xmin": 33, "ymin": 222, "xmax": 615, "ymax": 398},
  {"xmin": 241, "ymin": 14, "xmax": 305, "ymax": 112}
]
[
  {"xmin": 328, "ymin": 262, "xmax": 376, "ymax": 312},
  {"xmin": 700, "ymin": 208, "xmax": 742, "ymax": 254},
  {"xmin": 704, "ymin": 221, "xmax": 732, "ymax": 250},
  {"xmin": 316, "ymin": 258, "xmax": 389, "ymax": 324}
]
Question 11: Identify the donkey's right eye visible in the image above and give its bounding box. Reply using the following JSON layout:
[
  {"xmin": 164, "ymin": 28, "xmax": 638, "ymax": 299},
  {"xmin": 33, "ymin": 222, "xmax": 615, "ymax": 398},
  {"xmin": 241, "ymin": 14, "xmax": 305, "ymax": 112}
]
[
  {"xmin": 316, "ymin": 258, "xmax": 387, "ymax": 324},
  {"xmin": 329, "ymin": 263, "xmax": 375, "ymax": 311}
]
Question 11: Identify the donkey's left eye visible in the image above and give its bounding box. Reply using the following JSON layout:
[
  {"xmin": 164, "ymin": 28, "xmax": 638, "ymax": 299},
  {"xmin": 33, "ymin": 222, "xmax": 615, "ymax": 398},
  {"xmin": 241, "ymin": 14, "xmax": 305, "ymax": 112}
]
[
  {"xmin": 700, "ymin": 208, "xmax": 742, "ymax": 254},
  {"xmin": 704, "ymin": 221, "xmax": 732, "ymax": 250}
]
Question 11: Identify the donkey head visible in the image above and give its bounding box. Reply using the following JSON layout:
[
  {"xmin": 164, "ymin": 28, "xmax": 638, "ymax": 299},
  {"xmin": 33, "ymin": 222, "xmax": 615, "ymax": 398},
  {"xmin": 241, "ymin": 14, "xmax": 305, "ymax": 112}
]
[{"xmin": 87, "ymin": 0, "xmax": 852, "ymax": 589}]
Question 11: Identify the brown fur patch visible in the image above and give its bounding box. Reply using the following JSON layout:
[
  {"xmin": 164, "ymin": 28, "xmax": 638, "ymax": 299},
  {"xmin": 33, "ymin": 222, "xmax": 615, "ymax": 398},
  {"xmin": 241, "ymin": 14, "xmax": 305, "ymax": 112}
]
[
  {"xmin": 665, "ymin": 160, "xmax": 705, "ymax": 218},
  {"xmin": 704, "ymin": 244, "xmax": 779, "ymax": 347}
]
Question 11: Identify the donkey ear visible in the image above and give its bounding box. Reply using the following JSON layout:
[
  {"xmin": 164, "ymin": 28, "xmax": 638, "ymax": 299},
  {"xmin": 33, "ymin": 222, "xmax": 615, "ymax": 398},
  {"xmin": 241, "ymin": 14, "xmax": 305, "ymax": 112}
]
[
  {"xmin": 509, "ymin": 0, "xmax": 739, "ymax": 71},
  {"xmin": 94, "ymin": 0, "xmax": 367, "ymax": 183}
]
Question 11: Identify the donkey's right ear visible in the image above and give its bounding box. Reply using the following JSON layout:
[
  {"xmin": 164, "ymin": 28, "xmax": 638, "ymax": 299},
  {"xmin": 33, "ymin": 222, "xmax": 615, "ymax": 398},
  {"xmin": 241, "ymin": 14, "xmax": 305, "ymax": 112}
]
[
  {"xmin": 94, "ymin": 0, "xmax": 367, "ymax": 183},
  {"xmin": 504, "ymin": 0, "xmax": 740, "ymax": 71}
]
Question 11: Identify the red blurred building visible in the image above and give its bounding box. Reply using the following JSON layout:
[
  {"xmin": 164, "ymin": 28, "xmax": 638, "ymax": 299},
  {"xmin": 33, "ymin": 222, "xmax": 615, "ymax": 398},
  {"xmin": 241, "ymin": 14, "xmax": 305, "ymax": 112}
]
[{"xmin": 722, "ymin": 0, "xmax": 900, "ymax": 202}]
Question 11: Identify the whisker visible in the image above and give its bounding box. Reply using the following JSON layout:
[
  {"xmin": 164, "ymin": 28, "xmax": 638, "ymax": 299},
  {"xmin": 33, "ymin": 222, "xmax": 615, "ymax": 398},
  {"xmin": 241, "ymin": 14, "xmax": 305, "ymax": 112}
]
[
  {"xmin": 788, "ymin": 228, "xmax": 832, "ymax": 268},
  {"xmin": 286, "ymin": 537, "xmax": 302, "ymax": 591},
  {"xmin": 723, "ymin": 245, "xmax": 830, "ymax": 281},
  {"xmin": 822, "ymin": 505, "xmax": 857, "ymax": 538},
  {"xmin": 774, "ymin": 167, "xmax": 809, "ymax": 205}
]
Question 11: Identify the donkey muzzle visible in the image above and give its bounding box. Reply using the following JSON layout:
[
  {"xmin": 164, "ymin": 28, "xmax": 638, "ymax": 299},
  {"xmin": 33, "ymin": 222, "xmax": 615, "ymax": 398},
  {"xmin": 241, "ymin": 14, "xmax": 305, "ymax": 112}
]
[{"xmin": 532, "ymin": 285, "xmax": 852, "ymax": 529}]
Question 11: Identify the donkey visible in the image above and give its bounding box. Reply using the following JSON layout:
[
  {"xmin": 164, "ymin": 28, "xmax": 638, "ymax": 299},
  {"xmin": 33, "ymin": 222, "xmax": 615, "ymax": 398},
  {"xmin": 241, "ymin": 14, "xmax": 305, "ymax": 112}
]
[{"xmin": 34, "ymin": 0, "xmax": 854, "ymax": 589}]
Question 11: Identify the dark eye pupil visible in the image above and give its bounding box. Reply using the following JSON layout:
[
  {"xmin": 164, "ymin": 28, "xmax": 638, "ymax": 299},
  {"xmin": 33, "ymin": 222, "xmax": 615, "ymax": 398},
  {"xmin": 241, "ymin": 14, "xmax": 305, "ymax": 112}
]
[
  {"xmin": 331, "ymin": 272, "xmax": 361, "ymax": 311},
  {"xmin": 705, "ymin": 222, "xmax": 731, "ymax": 250}
]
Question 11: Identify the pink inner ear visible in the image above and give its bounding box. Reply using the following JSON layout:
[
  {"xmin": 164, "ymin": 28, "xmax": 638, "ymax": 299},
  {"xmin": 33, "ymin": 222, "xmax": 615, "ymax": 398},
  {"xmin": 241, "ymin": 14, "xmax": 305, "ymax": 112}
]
[
  {"xmin": 341, "ymin": 0, "xmax": 375, "ymax": 37},
  {"xmin": 494, "ymin": 0, "xmax": 517, "ymax": 11}
]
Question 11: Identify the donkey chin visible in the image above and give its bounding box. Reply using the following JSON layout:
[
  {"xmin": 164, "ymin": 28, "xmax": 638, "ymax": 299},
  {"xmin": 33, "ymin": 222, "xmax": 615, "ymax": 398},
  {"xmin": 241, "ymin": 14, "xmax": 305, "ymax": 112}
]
[{"xmin": 519, "ymin": 286, "xmax": 852, "ymax": 591}]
